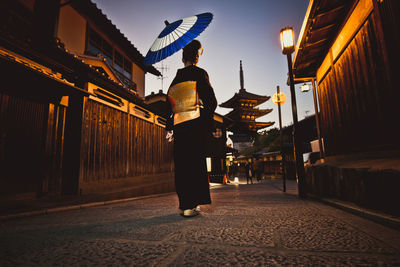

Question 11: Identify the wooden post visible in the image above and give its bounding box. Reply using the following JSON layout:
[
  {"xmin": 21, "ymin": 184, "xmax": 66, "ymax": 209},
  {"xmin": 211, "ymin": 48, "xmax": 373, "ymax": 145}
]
[
  {"xmin": 311, "ymin": 78, "xmax": 325, "ymax": 162},
  {"xmin": 286, "ymin": 53, "xmax": 306, "ymax": 198},
  {"xmin": 62, "ymin": 94, "xmax": 85, "ymax": 195}
]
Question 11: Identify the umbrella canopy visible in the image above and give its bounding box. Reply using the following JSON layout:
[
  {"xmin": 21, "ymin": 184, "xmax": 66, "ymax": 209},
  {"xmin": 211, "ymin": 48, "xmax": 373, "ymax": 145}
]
[{"xmin": 144, "ymin": 12, "xmax": 213, "ymax": 65}]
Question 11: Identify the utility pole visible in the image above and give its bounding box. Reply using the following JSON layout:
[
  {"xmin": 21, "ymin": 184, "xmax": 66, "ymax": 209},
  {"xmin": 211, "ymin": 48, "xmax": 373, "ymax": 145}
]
[
  {"xmin": 277, "ymin": 86, "xmax": 286, "ymax": 192},
  {"xmin": 157, "ymin": 62, "xmax": 169, "ymax": 91}
]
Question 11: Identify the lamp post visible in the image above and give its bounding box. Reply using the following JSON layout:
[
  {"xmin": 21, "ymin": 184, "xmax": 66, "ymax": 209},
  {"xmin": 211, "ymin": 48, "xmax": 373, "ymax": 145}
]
[
  {"xmin": 280, "ymin": 27, "xmax": 306, "ymax": 197},
  {"xmin": 272, "ymin": 86, "xmax": 287, "ymax": 192},
  {"xmin": 311, "ymin": 77, "xmax": 325, "ymax": 162}
]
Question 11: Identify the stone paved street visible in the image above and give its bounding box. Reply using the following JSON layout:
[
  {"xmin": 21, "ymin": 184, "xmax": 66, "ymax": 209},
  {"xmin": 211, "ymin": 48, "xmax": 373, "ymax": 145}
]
[{"xmin": 1, "ymin": 180, "xmax": 399, "ymax": 266}]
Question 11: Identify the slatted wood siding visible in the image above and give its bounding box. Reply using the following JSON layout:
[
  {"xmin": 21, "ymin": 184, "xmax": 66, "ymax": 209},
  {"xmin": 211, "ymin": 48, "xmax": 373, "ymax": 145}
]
[
  {"xmin": 317, "ymin": 11, "xmax": 399, "ymax": 155},
  {"xmin": 0, "ymin": 92, "xmax": 66, "ymax": 198},
  {"xmin": 80, "ymin": 99, "xmax": 173, "ymax": 183},
  {"xmin": 129, "ymin": 117, "xmax": 173, "ymax": 176},
  {"xmin": 44, "ymin": 103, "xmax": 67, "ymax": 196}
]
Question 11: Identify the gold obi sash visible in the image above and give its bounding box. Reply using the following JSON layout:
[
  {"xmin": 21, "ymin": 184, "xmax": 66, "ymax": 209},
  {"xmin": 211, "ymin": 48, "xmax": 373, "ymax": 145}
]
[{"xmin": 167, "ymin": 81, "xmax": 203, "ymax": 125}]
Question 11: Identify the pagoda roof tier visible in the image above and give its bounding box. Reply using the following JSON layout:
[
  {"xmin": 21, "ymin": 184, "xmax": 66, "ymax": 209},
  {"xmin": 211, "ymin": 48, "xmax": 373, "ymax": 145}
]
[
  {"xmin": 228, "ymin": 121, "xmax": 275, "ymax": 133},
  {"xmin": 220, "ymin": 88, "xmax": 271, "ymax": 108},
  {"xmin": 247, "ymin": 121, "xmax": 275, "ymax": 131},
  {"xmin": 225, "ymin": 108, "xmax": 273, "ymax": 120}
]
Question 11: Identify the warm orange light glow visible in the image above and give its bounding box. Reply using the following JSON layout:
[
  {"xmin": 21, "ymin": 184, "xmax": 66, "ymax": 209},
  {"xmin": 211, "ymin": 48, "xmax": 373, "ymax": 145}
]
[
  {"xmin": 280, "ymin": 27, "xmax": 295, "ymax": 54},
  {"xmin": 272, "ymin": 92, "xmax": 287, "ymax": 105}
]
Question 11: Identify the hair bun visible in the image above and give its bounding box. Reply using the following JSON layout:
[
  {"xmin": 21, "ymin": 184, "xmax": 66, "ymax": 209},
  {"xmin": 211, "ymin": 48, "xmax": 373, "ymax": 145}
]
[
  {"xmin": 182, "ymin": 40, "xmax": 202, "ymax": 63},
  {"xmin": 184, "ymin": 40, "xmax": 201, "ymax": 51}
]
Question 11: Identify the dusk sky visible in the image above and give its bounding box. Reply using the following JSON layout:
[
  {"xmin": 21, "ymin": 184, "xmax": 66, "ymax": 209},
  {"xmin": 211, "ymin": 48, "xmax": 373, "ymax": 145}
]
[{"xmin": 92, "ymin": 0, "xmax": 312, "ymax": 130}]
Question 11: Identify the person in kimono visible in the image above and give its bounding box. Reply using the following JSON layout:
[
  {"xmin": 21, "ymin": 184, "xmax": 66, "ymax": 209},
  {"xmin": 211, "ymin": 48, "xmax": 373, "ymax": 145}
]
[{"xmin": 166, "ymin": 40, "xmax": 217, "ymax": 217}]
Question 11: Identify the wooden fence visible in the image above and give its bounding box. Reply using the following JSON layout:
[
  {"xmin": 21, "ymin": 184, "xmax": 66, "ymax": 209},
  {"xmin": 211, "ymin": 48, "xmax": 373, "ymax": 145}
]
[
  {"xmin": 80, "ymin": 99, "xmax": 174, "ymax": 182},
  {"xmin": 0, "ymin": 89, "xmax": 174, "ymax": 199},
  {"xmin": 78, "ymin": 98, "xmax": 174, "ymax": 194}
]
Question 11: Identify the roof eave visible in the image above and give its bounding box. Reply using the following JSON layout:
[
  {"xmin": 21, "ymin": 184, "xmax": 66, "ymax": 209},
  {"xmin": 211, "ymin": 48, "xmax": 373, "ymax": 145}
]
[
  {"xmin": 293, "ymin": 0, "xmax": 357, "ymax": 79},
  {"xmin": 293, "ymin": 0, "xmax": 315, "ymax": 73}
]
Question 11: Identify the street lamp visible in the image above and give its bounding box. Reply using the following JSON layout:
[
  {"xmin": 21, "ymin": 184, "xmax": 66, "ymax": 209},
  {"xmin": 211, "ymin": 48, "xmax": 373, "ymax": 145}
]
[
  {"xmin": 280, "ymin": 27, "xmax": 306, "ymax": 197},
  {"xmin": 280, "ymin": 27, "xmax": 295, "ymax": 54}
]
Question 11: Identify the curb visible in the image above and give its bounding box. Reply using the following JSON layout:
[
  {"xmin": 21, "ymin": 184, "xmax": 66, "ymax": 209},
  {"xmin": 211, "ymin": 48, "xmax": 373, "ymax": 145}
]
[
  {"xmin": 307, "ymin": 194, "xmax": 400, "ymax": 231},
  {"xmin": 0, "ymin": 192, "xmax": 175, "ymax": 221}
]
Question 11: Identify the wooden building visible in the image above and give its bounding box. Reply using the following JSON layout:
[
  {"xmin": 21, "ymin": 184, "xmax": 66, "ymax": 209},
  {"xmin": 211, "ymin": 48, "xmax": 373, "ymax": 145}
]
[
  {"xmin": 220, "ymin": 61, "xmax": 274, "ymax": 152},
  {"xmin": 0, "ymin": 0, "xmax": 176, "ymax": 201},
  {"xmin": 293, "ymin": 0, "xmax": 400, "ymax": 155},
  {"xmin": 293, "ymin": 0, "xmax": 400, "ymax": 214}
]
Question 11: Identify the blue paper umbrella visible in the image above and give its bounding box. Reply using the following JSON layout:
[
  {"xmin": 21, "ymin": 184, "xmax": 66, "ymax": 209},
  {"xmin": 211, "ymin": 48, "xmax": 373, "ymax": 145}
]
[{"xmin": 144, "ymin": 12, "xmax": 213, "ymax": 65}]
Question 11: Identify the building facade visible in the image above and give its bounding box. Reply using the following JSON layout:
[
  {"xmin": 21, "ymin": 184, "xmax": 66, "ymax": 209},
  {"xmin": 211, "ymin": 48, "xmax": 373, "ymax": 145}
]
[
  {"xmin": 293, "ymin": 0, "xmax": 400, "ymax": 215},
  {"xmin": 0, "ymin": 0, "xmax": 175, "ymax": 201},
  {"xmin": 293, "ymin": 0, "xmax": 400, "ymax": 155}
]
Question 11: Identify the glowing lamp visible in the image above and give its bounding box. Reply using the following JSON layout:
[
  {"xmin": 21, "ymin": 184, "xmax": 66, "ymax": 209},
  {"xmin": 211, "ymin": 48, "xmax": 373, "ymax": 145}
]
[
  {"xmin": 280, "ymin": 27, "xmax": 295, "ymax": 55},
  {"xmin": 272, "ymin": 92, "xmax": 287, "ymax": 105},
  {"xmin": 206, "ymin": 157, "xmax": 212, "ymax": 172},
  {"xmin": 301, "ymin": 83, "xmax": 310, "ymax": 92}
]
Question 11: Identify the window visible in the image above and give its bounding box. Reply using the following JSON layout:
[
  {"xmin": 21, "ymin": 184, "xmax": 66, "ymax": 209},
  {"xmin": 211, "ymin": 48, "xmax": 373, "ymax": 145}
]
[
  {"xmin": 114, "ymin": 50, "xmax": 123, "ymax": 73},
  {"xmin": 102, "ymin": 41, "xmax": 113, "ymax": 65},
  {"xmin": 123, "ymin": 57, "xmax": 132, "ymax": 80},
  {"xmin": 86, "ymin": 27, "xmax": 135, "ymax": 90}
]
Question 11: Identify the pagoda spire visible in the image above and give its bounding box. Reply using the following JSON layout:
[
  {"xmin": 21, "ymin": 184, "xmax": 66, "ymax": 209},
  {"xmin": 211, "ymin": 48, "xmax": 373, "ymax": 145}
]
[{"xmin": 240, "ymin": 60, "xmax": 244, "ymax": 90}]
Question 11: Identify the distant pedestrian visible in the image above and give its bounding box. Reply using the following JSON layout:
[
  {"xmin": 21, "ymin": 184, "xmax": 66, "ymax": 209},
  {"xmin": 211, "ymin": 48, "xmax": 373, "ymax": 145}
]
[
  {"xmin": 166, "ymin": 40, "xmax": 217, "ymax": 218},
  {"xmin": 245, "ymin": 162, "xmax": 253, "ymax": 184}
]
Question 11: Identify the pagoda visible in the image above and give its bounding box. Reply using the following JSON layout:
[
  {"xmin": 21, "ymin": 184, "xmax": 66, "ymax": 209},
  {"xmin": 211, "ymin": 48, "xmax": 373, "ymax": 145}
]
[{"xmin": 220, "ymin": 61, "xmax": 274, "ymax": 151}]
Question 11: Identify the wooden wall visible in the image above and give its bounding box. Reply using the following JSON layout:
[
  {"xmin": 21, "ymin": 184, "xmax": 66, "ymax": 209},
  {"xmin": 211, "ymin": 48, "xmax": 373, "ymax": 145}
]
[
  {"xmin": 0, "ymin": 92, "xmax": 66, "ymax": 199},
  {"xmin": 0, "ymin": 91, "xmax": 173, "ymax": 199},
  {"xmin": 317, "ymin": 8, "xmax": 399, "ymax": 155},
  {"xmin": 79, "ymin": 99, "xmax": 173, "ymax": 187}
]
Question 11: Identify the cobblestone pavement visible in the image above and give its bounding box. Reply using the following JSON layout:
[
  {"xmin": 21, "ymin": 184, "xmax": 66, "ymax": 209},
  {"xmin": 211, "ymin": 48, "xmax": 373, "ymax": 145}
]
[{"xmin": 1, "ymin": 179, "xmax": 399, "ymax": 266}]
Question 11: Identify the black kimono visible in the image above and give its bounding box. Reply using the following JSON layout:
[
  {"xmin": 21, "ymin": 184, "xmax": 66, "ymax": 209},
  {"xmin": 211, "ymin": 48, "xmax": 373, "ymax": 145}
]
[{"xmin": 166, "ymin": 65, "xmax": 217, "ymax": 210}]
